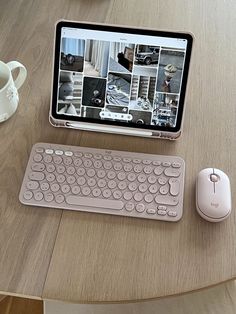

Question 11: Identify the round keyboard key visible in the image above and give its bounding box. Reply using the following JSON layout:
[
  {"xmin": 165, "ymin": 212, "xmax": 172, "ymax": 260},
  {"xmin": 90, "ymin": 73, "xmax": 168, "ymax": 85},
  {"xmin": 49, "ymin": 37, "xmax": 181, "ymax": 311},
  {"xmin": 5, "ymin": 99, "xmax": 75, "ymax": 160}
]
[
  {"xmin": 160, "ymin": 184, "xmax": 169, "ymax": 195},
  {"xmin": 107, "ymin": 171, "xmax": 116, "ymax": 179},
  {"xmin": 88, "ymin": 178, "xmax": 96, "ymax": 187},
  {"xmin": 47, "ymin": 164, "xmax": 56, "ymax": 173},
  {"xmin": 63, "ymin": 157, "xmax": 72, "ymax": 165},
  {"xmin": 172, "ymin": 162, "xmax": 181, "ymax": 168},
  {"xmin": 83, "ymin": 159, "xmax": 92, "ymax": 168},
  {"xmin": 136, "ymin": 203, "xmax": 145, "ymax": 213},
  {"xmin": 71, "ymin": 185, "xmax": 80, "ymax": 195},
  {"xmin": 113, "ymin": 190, "xmax": 122, "ymax": 199},
  {"xmin": 137, "ymin": 174, "xmax": 146, "ymax": 183},
  {"xmin": 149, "ymin": 184, "xmax": 158, "ymax": 194},
  {"xmin": 104, "ymin": 161, "xmax": 112, "ymax": 170},
  {"xmin": 55, "ymin": 194, "xmax": 65, "ymax": 204},
  {"xmin": 44, "ymin": 192, "xmax": 54, "ymax": 202},
  {"xmin": 127, "ymin": 173, "xmax": 136, "ymax": 182},
  {"xmin": 46, "ymin": 173, "xmax": 55, "ymax": 182},
  {"xmin": 158, "ymin": 176, "xmax": 168, "ymax": 185},
  {"xmin": 53, "ymin": 156, "xmax": 62, "ymax": 164},
  {"xmin": 32, "ymin": 163, "xmax": 45, "ymax": 171},
  {"xmin": 77, "ymin": 177, "xmax": 86, "ymax": 185},
  {"xmin": 125, "ymin": 202, "xmax": 135, "ymax": 211},
  {"xmin": 124, "ymin": 164, "xmax": 132, "ymax": 172},
  {"xmin": 134, "ymin": 193, "xmax": 143, "ymax": 202},
  {"xmin": 61, "ymin": 184, "xmax": 70, "ymax": 193},
  {"xmin": 97, "ymin": 170, "xmax": 106, "ymax": 178},
  {"xmin": 56, "ymin": 165, "xmax": 65, "ymax": 174},
  {"xmin": 128, "ymin": 182, "xmax": 137, "ymax": 191},
  {"xmin": 134, "ymin": 165, "xmax": 142, "ymax": 173},
  {"xmin": 43, "ymin": 155, "xmax": 52, "ymax": 163},
  {"xmin": 23, "ymin": 190, "xmax": 33, "ymax": 200},
  {"xmin": 148, "ymin": 175, "xmax": 157, "ymax": 184},
  {"xmin": 139, "ymin": 183, "xmax": 148, "ymax": 193},
  {"xmin": 77, "ymin": 167, "xmax": 86, "ymax": 176},
  {"xmin": 40, "ymin": 182, "xmax": 49, "ymax": 191},
  {"xmin": 118, "ymin": 181, "xmax": 127, "ymax": 190},
  {"xmin": 33, "ymin": 154, "xmax": 42, "ymax": 162},
  {"xmin": 56, "ymin": 174, "xmax": 65, "ymax": 183},
  {"xmin": 144, "ymin": 194, "xmax": 154, "ymax": 203},
  {"xmin": 94, "ymin": 160, "xmax": 102, "ymax": 169},
  {"xmin": 67, "ymin": 166, "xmax": 76, "ymax": 175},
  {"xmin": 124, "ymin": 191, "xmax": 133, "ymax": 201},
  {"xmin": 27, "ymin": 181, "xmax": 39, "ymax": 190},
  {"xmin": 84, "ymin": 153, "xmax": 92, "ymax": 158},
  {"xmin": 117, "ymin": 172, "xmax": 126, "ymax": 181},
  {"xmin": 82, "ymin": 187, "xmax": 91, "ymax": 196},
  {"xmin": 144, "ymin": 166, "xmax": 153, "ymax": 174},
  {"xmin": 108, "ymin": 180, "xmax": 117, "ymax": 189},
  {"xmin": 154, "ymin": 167, "xmax": 163, "ymax": 176},
  {"xmin": 87, "ymin": 169, "xmax": 96, "ymax": 177},
  {"xmin": 114, "ymin": 163, "xmax": 122, "ymax": 171},
  {"xmin": 74, "ymin": 158, "xmax": 82, "ymax": 167},
  {"xmin": 113, "ymin": 156, "xmax": 121, "ymax": 162},
  {"xmin": 34, "ymin": 192, "xmax": 43, "ymax": 201},
  {"xmin": 67, "ymin": 176, "xmax": 76, "ymax": 184},
  {"xmin": 51, "ymin": 183, "xmax": 60, "ymax": 192},
  {"xmin": 98, "ymin": 179, "xmax": 106, "ymax": 188},
  {"xmin": 102, "ymin": 189, "xmax": 112, "ymax": 198},
  {"xmin": 92, "ymin": 188, "xmax": 101, "ymax": 197}
]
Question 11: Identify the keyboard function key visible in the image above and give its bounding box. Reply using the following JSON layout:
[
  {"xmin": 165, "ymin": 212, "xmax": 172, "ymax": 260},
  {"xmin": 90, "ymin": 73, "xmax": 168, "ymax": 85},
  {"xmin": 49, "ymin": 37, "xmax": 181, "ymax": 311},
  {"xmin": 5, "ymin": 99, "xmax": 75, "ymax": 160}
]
[
  {"xmin": 23, "ymin": 190, "xmax": 33, "ymax": 200},
  {"xmin": 45, "ymin": 149, "xmax": 53, "ymax": 154},
  {"xmin": 146, "ymin": 208, "xmax": 156, "ymax": 214},
  {"xmin": 152, "ymin": 160, "xmax": 161, "ymax": 166},
  {"xmin": 133, "ymin": 159, "xmax": 141, "ymax": 164},
  {"xmin": 55, "ymin": 150, "xmax": 63, "ymax": 155},
  {"xmin": 94, "ymin": 154, "xmax": 102, "ymax": 159},
  {"xmin": 142, "ymin": 159, "xmax": 152, "ymax": 165},
  {"xmin": 104, "ymin": 155, "xmax": 112, "ymax": 161},
  {"xmin": 35, "ymin": 147, "xmax": 44, "ymax": 153},
  {"xmin": 157, "ymin": 210, "xmax": 167, "ymax": 216},
  {"xmin": 123, "ymin": 157, "xmax": 131, "ymax": 163},
  {"xmin": 172, "ymin": 162, "xmax": 181, "ymax": 168},
  {"xmin": 65, "ymin": 151, "xmax": 73, "ymax": 156},
  {"xmin": 113, "ymin": 156, "xmax": 121, "ymax": 162},
  {"xmin": 162, "ymin": 162, "xmax": 171, "ymax": 167},
  {"xmin": 84, "ymin": 153, "xmax": 92, "ymax": 158},
  {"xmin": 74, "ymin": 152, "xmax": 83, "ymax": 157}
]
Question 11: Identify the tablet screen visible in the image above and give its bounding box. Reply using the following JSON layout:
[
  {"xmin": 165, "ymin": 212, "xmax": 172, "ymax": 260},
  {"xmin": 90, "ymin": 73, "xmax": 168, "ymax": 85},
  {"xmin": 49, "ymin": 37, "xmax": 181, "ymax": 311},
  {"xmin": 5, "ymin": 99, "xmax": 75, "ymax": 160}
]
[{"xmin": 52, "ymin": 22, "xmax": 192, "ymax": 132}]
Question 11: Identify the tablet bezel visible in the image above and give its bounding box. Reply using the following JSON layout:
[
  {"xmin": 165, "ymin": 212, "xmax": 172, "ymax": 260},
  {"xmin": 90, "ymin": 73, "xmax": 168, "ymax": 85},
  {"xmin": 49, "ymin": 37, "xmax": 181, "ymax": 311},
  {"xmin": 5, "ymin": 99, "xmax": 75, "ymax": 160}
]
[{"xmin": 51, "ymin": 21, "xmax": 193, "ymax": 134}]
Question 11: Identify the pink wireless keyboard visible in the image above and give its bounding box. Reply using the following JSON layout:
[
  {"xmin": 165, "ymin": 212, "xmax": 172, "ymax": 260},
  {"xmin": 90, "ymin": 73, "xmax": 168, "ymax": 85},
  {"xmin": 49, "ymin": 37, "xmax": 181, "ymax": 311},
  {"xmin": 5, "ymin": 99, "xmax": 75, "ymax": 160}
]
[{"xmin": 19, "ymin": 143, "xmax": 185, "ymax": 222}]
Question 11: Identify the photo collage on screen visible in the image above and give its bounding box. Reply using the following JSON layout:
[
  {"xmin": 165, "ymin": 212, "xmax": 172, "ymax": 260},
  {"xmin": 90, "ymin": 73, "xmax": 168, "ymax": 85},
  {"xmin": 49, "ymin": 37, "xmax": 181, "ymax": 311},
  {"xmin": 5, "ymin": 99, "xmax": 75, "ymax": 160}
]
[{"xmin": 57, "ymin": 35, "xmax": 186, "ymax": 128}]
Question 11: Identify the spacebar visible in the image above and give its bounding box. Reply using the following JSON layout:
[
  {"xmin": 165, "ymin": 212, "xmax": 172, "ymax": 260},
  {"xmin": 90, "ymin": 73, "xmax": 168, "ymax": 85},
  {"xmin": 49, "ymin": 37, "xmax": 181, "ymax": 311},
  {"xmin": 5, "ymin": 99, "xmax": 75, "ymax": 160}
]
[{"xmin": 66, "ymin": 195, "xmax": 124, "ymax": 210}]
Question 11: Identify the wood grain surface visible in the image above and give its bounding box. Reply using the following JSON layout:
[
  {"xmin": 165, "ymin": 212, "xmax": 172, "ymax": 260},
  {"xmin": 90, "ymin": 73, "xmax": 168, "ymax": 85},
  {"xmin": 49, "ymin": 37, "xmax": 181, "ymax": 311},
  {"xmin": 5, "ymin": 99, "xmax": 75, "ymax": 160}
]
[{"xmin": 0, "ymin": 0, "xmax": 236, "ymax": 304}]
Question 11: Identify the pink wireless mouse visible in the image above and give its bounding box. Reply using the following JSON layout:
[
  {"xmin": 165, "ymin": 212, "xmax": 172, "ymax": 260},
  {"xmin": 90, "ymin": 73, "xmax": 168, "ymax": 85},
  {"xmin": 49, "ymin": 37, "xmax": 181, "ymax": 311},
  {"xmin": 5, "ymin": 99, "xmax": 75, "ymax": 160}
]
[{"xmin": 196, "ymin": 168, "xmax": 231, "ymax": 222}]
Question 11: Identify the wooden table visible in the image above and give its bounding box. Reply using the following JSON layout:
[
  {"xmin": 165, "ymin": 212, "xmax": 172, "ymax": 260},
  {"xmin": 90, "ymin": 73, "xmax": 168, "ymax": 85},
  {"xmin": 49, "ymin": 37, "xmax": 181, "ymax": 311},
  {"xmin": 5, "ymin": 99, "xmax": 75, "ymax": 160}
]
[{"xmin": 0, "ymin": 0, "xmax": 236, "ymax": 306}]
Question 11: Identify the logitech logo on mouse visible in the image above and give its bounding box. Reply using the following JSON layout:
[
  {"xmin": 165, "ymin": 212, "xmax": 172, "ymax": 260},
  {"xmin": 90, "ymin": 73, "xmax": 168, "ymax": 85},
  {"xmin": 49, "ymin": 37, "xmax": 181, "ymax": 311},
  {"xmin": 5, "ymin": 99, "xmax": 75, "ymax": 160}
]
[{"xmin": 211, "ymin": 202, "xmax": 219, "ymax": 208}]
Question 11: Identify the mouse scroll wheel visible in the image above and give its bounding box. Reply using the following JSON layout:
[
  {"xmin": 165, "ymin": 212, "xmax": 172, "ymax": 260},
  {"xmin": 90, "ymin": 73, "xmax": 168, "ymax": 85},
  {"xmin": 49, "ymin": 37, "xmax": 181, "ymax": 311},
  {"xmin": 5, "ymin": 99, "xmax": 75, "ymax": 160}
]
[{"xmin": 210, "ymin": 174, "xmax": 219, "ymax": 182}]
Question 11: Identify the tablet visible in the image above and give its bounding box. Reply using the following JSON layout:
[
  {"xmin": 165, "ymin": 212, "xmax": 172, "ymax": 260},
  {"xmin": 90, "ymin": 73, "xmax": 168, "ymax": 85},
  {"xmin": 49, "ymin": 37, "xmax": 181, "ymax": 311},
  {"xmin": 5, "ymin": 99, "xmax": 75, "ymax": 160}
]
[{"xmin": 50, "ymin": 20, "xmax": 193, "ymax": 139}]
